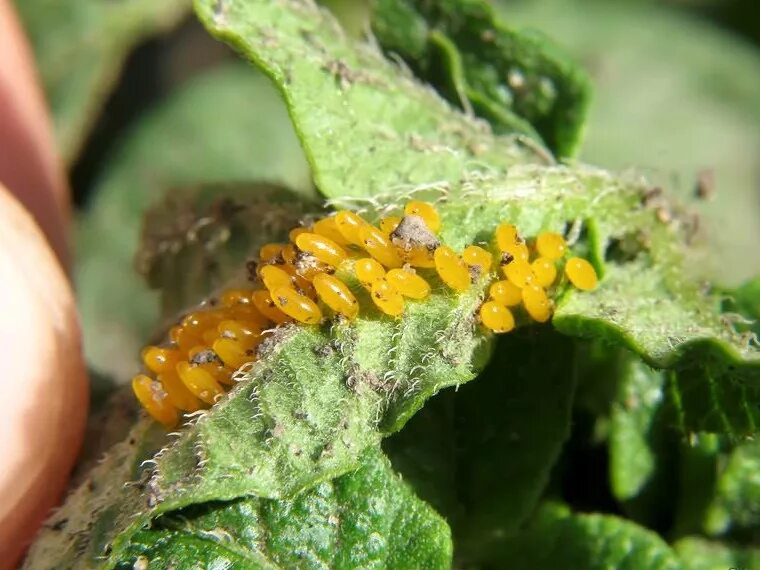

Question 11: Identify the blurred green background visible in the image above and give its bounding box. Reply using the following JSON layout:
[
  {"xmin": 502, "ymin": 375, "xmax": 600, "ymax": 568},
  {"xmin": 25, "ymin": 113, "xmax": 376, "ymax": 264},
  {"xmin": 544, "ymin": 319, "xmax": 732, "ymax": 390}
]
[{"xmin": 14, "ymin": 0, "xmax": 760, "ymax": 381}]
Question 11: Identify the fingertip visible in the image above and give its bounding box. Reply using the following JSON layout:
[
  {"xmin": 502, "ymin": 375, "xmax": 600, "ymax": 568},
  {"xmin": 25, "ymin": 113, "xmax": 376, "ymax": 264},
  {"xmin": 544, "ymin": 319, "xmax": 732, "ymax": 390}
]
[
  {"xmin": 0, "ymin": 0, "xmax": 70, "ymax": 268},
  {"xmin": 0, "ymin": 185, "xmax": 87, "ymax": 567}
]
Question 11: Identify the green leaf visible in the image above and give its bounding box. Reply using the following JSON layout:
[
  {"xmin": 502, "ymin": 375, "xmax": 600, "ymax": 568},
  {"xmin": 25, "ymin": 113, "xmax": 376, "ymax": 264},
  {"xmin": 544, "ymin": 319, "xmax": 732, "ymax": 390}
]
[
  {"xmin": 384, "ymin": 329, "xmax": 577, "ymax": 563},
  {"xmin": 672, "ymin": 433, "xmax": 723, "ymax": 538},
  {"xmin": 370, "ymin": 0, "xmax": 592, "ymax": 156},
  {"xmin": 76, "ymin": 64, "xmax": 312, "ymax": 379},
  {"xmin": 501, "ymin": 0, "xmax": 760, "ymax": 286},
  {"xmin": 607, "ymin": 356, "xmax": 680, "ymax": 528},
  {"xmin": 195, "ymin": 0, "xmax": 547, "ymax": 201},
  {"xmin": 554, "ymin": 258, "xmax": 760, "ymax": 436},
  {"xmin": 609, "ymin": 359, "xmax": 667, "ymax": 501},
  {"xmin": 723, "ymin": 274, "xmax": 760, "ymax": 337},
  {"xmin": 674, "ymin": 537, "xmax": 760, "ymax": 570},
  {"xmin": 114, "ymin": 448, "xmax": 452, "ymax": 569},
  {"xmin": 14, "ymin": 0, "xmax": 189, "ymax": 163},
  {"xmin": 495, "ymin": 510, "xmax": 683, "ymax": 569},
  {"xmin": 703, "ymin": 439, "xmax": 760, "ymax": 536}
]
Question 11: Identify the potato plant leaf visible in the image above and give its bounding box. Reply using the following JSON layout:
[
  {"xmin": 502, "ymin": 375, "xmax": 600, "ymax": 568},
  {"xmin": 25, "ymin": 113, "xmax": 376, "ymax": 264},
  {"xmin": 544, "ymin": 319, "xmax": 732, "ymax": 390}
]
[
  {"xmin": 608, "ymin": 356, "xmax": 679, "ymax": 528},
  {"xmin": 14, "ymin": 0, "xmax": 189, "ymax": 162},
  {"xmin": 114, "ymin": 447, "xmax": 452, "ymax": 569},
  {"xmin": 370, "ymin": 0, "xmax": 592, "ymax": 156},
  {"xmin": 703, "ymin": 439, "xmax": 760, "ymax": 536},
  {"xmin": 674, "ymin": 536, "xmax": 760, "ymax": 570},
  {"xmin": 195, "ymin": 0, "xmax": 549, "ymax": 200},
  {"xmin": 494, "ymin": 508, "xmax": 683, "ymax": 569}
]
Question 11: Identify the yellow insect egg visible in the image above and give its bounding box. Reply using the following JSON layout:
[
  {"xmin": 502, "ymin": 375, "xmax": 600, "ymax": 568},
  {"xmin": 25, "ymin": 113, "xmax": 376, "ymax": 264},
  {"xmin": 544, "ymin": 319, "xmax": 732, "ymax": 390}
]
[
  {"xmin": 176, "ymin": 361, "xmax": 225, "ymax": 405},
  {"xmin": 536, "ymin": 232, "xmax": 567, "ymax": 260},
  {"xmin": 489, "ymin": 280, "xmax": 522, "ymax": 307},
  {"xmin": 260, "ymin": 264, "xmax": 294, "ymax": 292},
  {"xmin": 434, "ymin": 245, "xmax": 471, "ymax": 291},
  {"xmin": 202, "ymin": 328, "xmax": 219, "ymax": 346},
  {"xmin": 379, "ymin": 216, "xmax": 402, "ymax": 235},
  {"xmin": 282, "ymin": 244, "xmax": 298, "ymax": 265},
  {"xmin": 157, "ymin": 370, "xmax": 203, "ymax": 412},
  {"xmin": 386, "ymin": 268, "xmax": 431, "ymax": 300},
  {"xmin": 495, "ymin": 223, "xmax": 519, "ymax": 251},
  {"xmin": 251, "ymin": 290, "xmax": 292, "ymax": 324},
  {"xmin": 132, "ymin": 374, "xmax": 179, "ymax": 427},
  {"xmin": 277, "ymin": 262, "xmax": 315, "ymax": 294},
  {"xmin": 313, "ymin": 273, "xmax": 359, "ymax": 319},
  {"xmin": 462, "ymin": 245, "xmax": 493, "ymax": 273},
  {"xmin": 479, "ymin": 301, "xmax": 515, "ymax": 333},
  {"xmin": 531, "ymin": 257, "xmax": 558, "ymax": 288},
  {"xmin": 335, "ymin": 210, "xmax": 369, "ymax": 246},
  {"xmin": 289, "ymin": 226, "xmax": 310, "ymax": 243},
  {"xmin": 359, "ymin": 225, "xmax": 403, "ymax": 268},
  {"xmin": 142, "ymin": 346, "xmax": 181, "ymax": 374},
  {"xmin": 259, "ymin": 243, "xmax": 283, "ymax": 262},
  {"xmin": 370, "ymin": 278, "xmax": 405, "ymax": 317},
  {"xmin": 354, "ymin": 257, "xmax": 386, "ymax": 288},
  {"xmin": 218, "ymin": 320, "xmax": 261, "ymax": 345},
  {"xmin": 213, "ymin": 338, "xmax": 254, "ymax": 369},
  {"xmin": 402, "ymin": 246, "xmax": 436, "ymax": 268},
  {"xmin": 271, "ymin": 287, "xmax": 323, "ymax": 324},
  {"xmin": 181, "ymin": 310, "xmax": 222, "ymax": 333},
  {"xmin": 502, "ymin": 259, "xmax": 536, "ymax": 288},
  {"xmin": 219, "ymin": 288, "xmax": 254, "ymax": 307},
  {"xmin": 522, "ymin": 283, "xmax": 552, "ymax": 323},
  {"xmin": 312, "ymin": 217, "xmax": 350, "ymax": 246},
  {"xmin": 295, "ymin": 232, "xmax": 347, "ymax": 268},
  {"xmin": 170, "ymin": 325, "xmax": 200, "ymax": 352},
  {"xmin": 565, "ymin": 257, "xmax": 598, "ymax": 291},
  {"xmin": 227, "ymin": 305, "xmax": 271, "ymax": 329},
  {"xmin": 502, "ymin": 241, "xmax": 529, "ymax": 263},
  {"xmin": 200, "ymin": 362, "xmax": 235, "ymax": 386},
  {"xmin": 404, "ymin": 201, "xmax": 441, "ymax": 232}
]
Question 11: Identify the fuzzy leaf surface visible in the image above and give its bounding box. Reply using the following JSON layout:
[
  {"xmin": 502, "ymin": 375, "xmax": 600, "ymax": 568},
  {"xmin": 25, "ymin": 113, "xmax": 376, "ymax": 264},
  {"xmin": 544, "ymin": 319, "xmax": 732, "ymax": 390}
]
[
  {"xmin": 195, "ymin": 0, "xmax": 548, "ymax": 200},
  {"xmin": 114, "ymin": 448, "xmax": 452, "ymax": 569},
  {"xmin": 14, "ymin": 0, "xmax": 189, "ymax": 162}
]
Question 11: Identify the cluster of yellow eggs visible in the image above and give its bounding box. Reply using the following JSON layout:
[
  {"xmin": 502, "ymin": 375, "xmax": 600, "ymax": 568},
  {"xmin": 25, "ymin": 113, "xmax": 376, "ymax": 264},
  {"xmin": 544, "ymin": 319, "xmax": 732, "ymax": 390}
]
[{"xmin": 132, "ymin": 201, "xmax": 598, "ymax": 427}]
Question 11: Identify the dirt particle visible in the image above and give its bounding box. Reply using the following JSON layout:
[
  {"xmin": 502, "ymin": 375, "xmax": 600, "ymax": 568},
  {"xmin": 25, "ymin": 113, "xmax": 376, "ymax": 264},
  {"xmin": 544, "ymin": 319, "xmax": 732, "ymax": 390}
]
[
  {"xmin": 189, "ymin": 349, "xmax": 222, "ymax": 366},
  {"xmin": 390, "ymin": 215, "xmax": 440, "ymax": 251}
]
